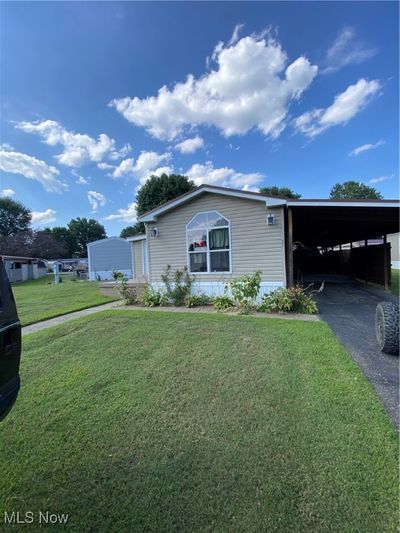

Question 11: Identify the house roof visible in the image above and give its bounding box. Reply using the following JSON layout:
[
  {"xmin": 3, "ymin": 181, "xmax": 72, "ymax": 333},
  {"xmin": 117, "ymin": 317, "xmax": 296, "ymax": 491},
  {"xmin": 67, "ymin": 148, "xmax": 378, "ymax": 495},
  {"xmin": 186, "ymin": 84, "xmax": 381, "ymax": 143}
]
[
  {"xmin": 138, "ymin": 184, "xmax": 400, "ymax": 222},
  {"xmin": 86, "ymin": 236, "xmax": 128, "ymax": 248},
  {"xmin": 126, "ymin": 234, "xmax": 147, "ymax": 242},
  {"xmin": 138, "ymin": 184, "xmax": 287, "ymax": 222},
  {"xmin": 1, "ymin": 255, "xmax": 45, "ymax": 261}
]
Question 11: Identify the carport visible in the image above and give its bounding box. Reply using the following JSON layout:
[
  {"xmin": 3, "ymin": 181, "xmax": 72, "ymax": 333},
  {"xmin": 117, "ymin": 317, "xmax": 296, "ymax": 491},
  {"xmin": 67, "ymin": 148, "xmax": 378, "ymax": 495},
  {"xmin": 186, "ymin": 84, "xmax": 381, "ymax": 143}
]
[{"xmin": 285, "ymin": 199, "xmax": 400, "ymax": 290}]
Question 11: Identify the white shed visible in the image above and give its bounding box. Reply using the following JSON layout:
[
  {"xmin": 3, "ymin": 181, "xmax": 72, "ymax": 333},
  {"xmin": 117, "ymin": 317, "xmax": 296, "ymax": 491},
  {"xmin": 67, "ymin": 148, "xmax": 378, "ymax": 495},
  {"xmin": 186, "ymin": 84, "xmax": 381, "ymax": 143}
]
[{"xmin": 87, "ymin": 237, "xmax": 133, "ymax": 281}]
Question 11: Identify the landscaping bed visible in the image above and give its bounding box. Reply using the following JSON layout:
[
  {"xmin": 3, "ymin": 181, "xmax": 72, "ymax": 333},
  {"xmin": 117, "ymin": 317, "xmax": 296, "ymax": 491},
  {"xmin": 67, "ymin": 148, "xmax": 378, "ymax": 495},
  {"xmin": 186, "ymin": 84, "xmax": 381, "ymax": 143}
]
[{"xmin": 1, "ymin": 310, "xmax": 397, "ymax": 531}]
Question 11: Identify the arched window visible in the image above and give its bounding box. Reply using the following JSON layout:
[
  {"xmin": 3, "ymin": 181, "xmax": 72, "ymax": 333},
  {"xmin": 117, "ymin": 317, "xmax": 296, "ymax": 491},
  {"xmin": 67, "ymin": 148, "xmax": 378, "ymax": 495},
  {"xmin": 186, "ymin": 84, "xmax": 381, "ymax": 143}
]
[{"xmin": 186, "ymin": 211, "xmax": 231, "ymax": 273}]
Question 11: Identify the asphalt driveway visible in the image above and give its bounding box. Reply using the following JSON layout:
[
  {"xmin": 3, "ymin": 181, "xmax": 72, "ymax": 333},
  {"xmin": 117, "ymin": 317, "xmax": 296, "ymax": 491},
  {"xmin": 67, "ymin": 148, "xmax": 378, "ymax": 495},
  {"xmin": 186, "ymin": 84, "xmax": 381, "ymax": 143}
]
[{"xmin": 315, "ymin": 282, "xmax": 399, "ymax": 428}]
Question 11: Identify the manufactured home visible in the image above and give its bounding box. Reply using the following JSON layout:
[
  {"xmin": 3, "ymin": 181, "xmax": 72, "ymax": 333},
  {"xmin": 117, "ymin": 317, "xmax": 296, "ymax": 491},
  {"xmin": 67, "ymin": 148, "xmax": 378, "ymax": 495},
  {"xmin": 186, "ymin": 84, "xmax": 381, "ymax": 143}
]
[{"xmin": 123, "ymin": 185, "xmax": 399, "ymax": 296}]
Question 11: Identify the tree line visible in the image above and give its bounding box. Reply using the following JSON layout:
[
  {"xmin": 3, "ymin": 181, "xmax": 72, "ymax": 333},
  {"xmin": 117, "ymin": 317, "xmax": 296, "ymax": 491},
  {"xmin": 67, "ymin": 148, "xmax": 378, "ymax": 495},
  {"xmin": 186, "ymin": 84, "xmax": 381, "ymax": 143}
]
[
  {"xmin": 0, "ymin": 198, "xmax": 106, "ymax": 258},
  {"xmin": 0, "ymin": 176, "xmax": 383, "ymax": 258}
]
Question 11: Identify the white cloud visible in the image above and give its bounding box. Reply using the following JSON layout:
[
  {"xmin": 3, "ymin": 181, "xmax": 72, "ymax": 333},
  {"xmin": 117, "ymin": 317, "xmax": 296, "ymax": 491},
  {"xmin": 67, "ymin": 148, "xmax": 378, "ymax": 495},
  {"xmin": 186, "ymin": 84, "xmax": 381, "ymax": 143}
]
[
  {"xmin": 109, "ymin": 143, "xmax": 132, "ymax": 161},
  {"xmin": 97, "ymin": 162, "xmax": 115, "ymax": 171},
  {"xmin": 31, "ymin": 208, "xmax": 57, "ymax": 225},
  {"xmin": 322, "ymin": 27, "xmax": 377, "ymax": 74},
  {"xmin": 294, "ymin": 78, "xmax": 381, "ymax": 138},
  {"xmin": 15, "ymin": 120, "xmax": 124, "ymax": 167},
  {"xmin": 175, "ymin": 136, "xmax": 204, "ymax": 154},
  {"xmin": 87, "ymin": 190, "xmax": 106, "ymax": 212},
  {"xmin": 228, "ymin": 23, "xmax": 244, "ymax": 46},
  {"xmin": 0, "ymin": 146, "xmax": 67, "ymax": 192},
  {"xmin": 152, "ymin": 166, "xmax": 175, "ymax": 177},
  {"xmin": 349, "ymin": 139, "xmax": 385, "ymax": 156},
  {"xmin": 368, "ymin": 174, "xmax": 394, "ymax": 184},
  {"xmin": 110, "ymin": 32, "xmax": 317, "ymax": 141},
  {"xmin": 112, "ymin": 151, "xmax": 171, "ymax": 183},
  {"xmin": 0, "ymin": 188, "xmax": 15, "ymax": 197},
  {"xmin": 103, "ymin": 202, "xmax": 137, "ymax": 222},
  {"xmin": 72, "ymin": 170, "xmax": 90, "ymax": 185},
  {"xmin": 185, "ymin": 161, "xmax": 264, "ymax": 190}
]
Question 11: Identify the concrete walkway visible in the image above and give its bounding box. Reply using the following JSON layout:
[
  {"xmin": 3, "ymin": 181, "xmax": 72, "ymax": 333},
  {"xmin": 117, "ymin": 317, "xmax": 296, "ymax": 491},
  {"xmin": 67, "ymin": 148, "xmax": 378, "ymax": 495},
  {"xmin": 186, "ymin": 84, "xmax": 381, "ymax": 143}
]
[
  {"xmin": 22, "ymin": 302, "xmax": 120, "ymax": 336},
  {"xmin": 315, "ymin": 282, "xmax": 399, "ymax": 428}
]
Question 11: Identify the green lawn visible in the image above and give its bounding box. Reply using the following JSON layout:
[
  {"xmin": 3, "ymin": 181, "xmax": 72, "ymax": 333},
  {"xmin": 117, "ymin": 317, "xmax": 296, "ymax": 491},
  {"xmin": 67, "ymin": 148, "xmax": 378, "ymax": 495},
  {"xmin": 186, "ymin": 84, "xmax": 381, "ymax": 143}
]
[
  {"xmin": 0, "ymin": 311, "xmax": 397, "ymax": 532},
  {"xmin": 391, "ymin": 269, "xmax": 399, "ymax": 295},
  {"xmin": 11, "ymin": 274, "xmax": 117, "ymax": 326}
]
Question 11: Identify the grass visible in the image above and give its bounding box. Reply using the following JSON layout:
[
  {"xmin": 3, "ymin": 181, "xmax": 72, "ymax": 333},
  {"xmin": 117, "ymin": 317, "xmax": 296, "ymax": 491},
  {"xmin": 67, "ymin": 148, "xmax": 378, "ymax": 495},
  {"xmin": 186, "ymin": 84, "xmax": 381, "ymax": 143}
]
[
  {"xmin": 391, "ymin": 269, "xmax": 399, "ymax": 295},
  {"xmin": 0, "ymin": 310, "xmax": 397, "ymax": 532},
  {"xmin": 11, "ymin": 274, "xmax": 118, "ymax": 326}
]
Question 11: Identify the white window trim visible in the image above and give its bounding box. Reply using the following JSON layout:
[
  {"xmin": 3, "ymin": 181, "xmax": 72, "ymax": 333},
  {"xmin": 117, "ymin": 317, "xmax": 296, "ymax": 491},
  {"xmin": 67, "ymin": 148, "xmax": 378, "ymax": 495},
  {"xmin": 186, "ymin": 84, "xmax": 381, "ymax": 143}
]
[{"xmin": 186, "ymin": 210, "xmax": 232, "ymax": 275}]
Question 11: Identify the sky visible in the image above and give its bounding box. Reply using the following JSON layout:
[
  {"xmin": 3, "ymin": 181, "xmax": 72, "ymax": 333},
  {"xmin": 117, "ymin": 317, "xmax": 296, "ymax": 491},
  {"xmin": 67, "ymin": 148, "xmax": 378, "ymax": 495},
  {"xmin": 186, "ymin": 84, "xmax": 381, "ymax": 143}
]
[{"xmin": 0, "ymin": 1, "xmax": 398, "ymax": 236}]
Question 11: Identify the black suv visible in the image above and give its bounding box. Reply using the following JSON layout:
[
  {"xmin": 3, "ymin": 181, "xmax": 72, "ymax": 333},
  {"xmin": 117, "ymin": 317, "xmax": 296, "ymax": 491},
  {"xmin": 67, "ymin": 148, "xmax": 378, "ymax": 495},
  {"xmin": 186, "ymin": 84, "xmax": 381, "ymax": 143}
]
[{"xmin": 0, "ymin": 258, "xmax": 21, "ymax": 421}]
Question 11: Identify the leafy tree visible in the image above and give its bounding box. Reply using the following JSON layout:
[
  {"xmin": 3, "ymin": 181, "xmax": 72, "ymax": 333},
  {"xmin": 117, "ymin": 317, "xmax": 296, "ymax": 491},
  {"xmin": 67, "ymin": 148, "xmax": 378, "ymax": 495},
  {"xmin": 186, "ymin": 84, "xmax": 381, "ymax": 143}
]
[
  {"xmin": 136, "ymin": 173, "xmax": 195, "ymax": 216},
  {"xmin": 67, "ymin": 218, "xmax": 107, "ymax": 257},
  {"xmin": 330, "ymin": 181, "xmax": 382, "ymax": 200},
  {"xmin": 0, "ymin": 198, "xmax": 31, "ymax": 238},
  {"xmin": 259, "ymin": 186, "xmax": 301, "ymax": 199},
  {"xmin": 50, "ymin": 226, "xmax": 76, "ymax": 257},
  {"xmin": 29, "ymin": 230, "xmax": 68, "ymax": 259},
  {"xmin": 120, "ymin": 224, "xmax": 144, "ymax": 239},
  {"xmin": 0, "ymin": 231, "xmax": 33, "ymax": 256}
]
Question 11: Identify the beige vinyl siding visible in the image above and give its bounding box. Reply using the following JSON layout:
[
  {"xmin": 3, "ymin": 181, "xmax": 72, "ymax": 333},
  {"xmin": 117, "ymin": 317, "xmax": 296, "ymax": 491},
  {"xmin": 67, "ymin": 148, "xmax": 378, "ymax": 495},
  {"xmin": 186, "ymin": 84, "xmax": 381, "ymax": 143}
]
[
  {"xmin": 146, "ymin": 193, "xmax": 286, "ymax": 283},
  {"xmin": 133, "ymin": 240, "xmax": 144, "ymax": 278}
]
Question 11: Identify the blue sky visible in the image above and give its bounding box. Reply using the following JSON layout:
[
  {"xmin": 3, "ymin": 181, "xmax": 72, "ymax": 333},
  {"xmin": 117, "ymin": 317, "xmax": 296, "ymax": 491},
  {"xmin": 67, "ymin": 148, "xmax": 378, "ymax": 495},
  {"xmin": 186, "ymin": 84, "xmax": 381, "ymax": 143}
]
[{"xmin": 0, "ymin": 1, "xmax": 398, "ymax": 235}]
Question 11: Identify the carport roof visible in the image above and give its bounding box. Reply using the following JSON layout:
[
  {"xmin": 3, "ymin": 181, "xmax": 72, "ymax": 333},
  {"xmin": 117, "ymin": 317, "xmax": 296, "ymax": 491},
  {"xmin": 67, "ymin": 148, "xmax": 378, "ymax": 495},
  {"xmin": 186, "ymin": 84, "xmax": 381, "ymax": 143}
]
[{"xmin": 290, "ymin": 201, "xmax": 400, "ymax": 248}]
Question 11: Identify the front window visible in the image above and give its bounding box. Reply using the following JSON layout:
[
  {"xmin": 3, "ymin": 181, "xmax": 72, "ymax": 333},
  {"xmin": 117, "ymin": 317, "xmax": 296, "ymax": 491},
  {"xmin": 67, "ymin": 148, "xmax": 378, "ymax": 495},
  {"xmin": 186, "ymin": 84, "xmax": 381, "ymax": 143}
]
[{"xmin": 187, "ymin": 211, "xmax": 230, "ymax": 273}]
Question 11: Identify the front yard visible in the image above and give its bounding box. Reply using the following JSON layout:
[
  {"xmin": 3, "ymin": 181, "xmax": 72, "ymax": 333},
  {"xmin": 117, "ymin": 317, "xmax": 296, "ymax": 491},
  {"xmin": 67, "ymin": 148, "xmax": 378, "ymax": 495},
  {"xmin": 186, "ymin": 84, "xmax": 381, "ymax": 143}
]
[
  {"xmin": 11, "ymin": 274, "xmax": 117, "ymax": 326},
  {"xmin": 0, "ymin": 311, "xmax": 397, "ymax": 531}
]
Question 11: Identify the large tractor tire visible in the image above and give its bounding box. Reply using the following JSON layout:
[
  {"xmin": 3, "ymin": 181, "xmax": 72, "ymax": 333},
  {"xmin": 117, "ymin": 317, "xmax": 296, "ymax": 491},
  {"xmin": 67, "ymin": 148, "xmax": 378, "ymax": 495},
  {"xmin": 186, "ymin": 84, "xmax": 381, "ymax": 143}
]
[{"xmin": 375, "ymin": 302, "xmax": 399, "ymax": 355}]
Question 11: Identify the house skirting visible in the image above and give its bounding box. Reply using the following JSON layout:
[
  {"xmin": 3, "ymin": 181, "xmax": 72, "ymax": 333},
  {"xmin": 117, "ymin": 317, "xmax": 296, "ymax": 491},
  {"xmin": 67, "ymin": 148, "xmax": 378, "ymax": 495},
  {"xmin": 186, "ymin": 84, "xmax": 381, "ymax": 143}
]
[
  {"xmin": 89, "ymin": 269, "xmax": 133, "ymax": 281},
  {"xmin": 151, "ymin": 281, "xmax": 284, "ymax": 302}
]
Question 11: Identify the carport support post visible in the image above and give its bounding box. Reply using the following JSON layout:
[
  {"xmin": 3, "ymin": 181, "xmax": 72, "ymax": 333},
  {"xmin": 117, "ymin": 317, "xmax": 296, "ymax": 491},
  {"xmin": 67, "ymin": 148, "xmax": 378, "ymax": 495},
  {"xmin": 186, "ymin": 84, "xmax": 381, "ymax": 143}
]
[
  {"xmin": 286, "ymin": 207, "xmax": 294, "ymax": 287},
  {"xmin": 383, "ymin": 234, "xmax": 390, "ymax": 291}
]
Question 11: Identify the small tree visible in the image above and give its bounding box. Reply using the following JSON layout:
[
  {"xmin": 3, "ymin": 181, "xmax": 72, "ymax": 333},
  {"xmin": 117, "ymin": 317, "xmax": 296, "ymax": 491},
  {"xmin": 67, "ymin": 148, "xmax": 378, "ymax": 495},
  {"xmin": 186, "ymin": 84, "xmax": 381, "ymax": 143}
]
[
  {"xmin": 120, "ymin": 224, "xmax": 145, "ymax": 238},
  {"xmin": 0, "ymin": 198, "xmax": 31, "ymax": 238},
  {"xmin": 67, "ymin": 218, "xmax": 107, "ymax": 257},
  {"xmin": 259, "ymin": 186, "xmax": 301, "ymax": 199},
  {"xmin": 330, "ymin": 181, "xmax": 382, "ymax": 200},
  {"xmin": 29, "ymin": 230, "xmax": 68, "ymax": 259},
  {"xmin": 136, "ymin": 174, "xmax": 195, "ymax": 216},
  {"xmin": 50, "ymin": 226, "xmax": 76, "ymax": 258}
]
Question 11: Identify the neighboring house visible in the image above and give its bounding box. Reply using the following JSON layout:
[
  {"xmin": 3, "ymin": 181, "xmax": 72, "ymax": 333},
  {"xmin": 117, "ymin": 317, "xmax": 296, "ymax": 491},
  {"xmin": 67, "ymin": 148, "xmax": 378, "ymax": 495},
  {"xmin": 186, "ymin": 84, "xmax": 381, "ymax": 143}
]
[
  {"xmin": 87, "ymin": 237, "xmax": 132, "ymax": 281},
  {"xmin": 131, "ymin": 185, "xmax": 399, "ymax": 295},
  {"xmin": 47, "ymin": 258, "xmax": 88, "ymax": 272},
  {"xmin": 2, "ymin": 256, "xmax": 47, "ymax": 283},
  {"xmin": 387, "ymin": 233, "xmax": 399, "ymax": 269}
]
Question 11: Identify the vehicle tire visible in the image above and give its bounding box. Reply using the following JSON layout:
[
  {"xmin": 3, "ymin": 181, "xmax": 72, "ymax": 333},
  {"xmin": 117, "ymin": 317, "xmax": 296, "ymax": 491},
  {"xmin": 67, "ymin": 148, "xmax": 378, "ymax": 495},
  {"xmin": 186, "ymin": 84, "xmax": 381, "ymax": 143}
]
[{"xmin": 375, "ymin": 302, "xmax": 399, "ymax": 355}]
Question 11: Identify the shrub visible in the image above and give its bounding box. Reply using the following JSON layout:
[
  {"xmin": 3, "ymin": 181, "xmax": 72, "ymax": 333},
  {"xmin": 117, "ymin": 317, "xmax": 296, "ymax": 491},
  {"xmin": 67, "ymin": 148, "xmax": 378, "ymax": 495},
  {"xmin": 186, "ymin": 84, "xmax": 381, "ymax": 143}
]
[
  {"xmin": 228, "ymin": 271, "xmax": 262, "ymax": 313},
  {"xmin": 141, "ymin": 287, "xmax": 168, "ymax": 307},
  {"xmin": 258, "ymin": 286, "xmax": 318, "ymax": 314},
  {"xmin": 116, "ymin": 278, "xmax": 139, "ymax": 305},
  {"xmin": 161, "ymin": 265, "xmax": 193, "ymax": 306},
  {"xmin": 213, "ymin": 294, "xmax": 234, "ymax": 312},
  {"xmin": 185, "ymin": 293, "xmax": 210, "ymax": 308},
  {"xmin": 113, "ymin": 271, "xmax": 126, "ymax": 281}
]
